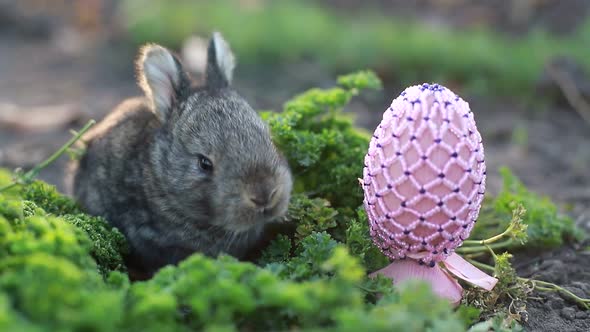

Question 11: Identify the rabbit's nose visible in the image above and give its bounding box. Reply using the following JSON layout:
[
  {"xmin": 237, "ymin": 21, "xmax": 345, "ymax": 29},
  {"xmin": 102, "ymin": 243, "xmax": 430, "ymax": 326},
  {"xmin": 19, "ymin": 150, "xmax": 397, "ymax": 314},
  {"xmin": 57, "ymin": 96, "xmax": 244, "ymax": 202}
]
[
  {"xmin": 249, "ymin": 195, "xmax": 268, "ymax": 207},
  {"xmin": 248, "ymin": 188, "xmax": 277, "ymax": 208}
]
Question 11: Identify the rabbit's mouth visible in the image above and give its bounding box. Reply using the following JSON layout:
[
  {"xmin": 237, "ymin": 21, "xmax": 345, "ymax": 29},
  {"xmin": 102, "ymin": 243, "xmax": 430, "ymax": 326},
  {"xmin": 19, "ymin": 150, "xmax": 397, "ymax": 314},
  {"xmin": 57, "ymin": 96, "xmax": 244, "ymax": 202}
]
[
  {"xmin": 251, "ymin": 205, "xmax": 284, "ymax": 224},
  {"xmin": 256, "ymin": 206, "xmax": 275, "ymax": 216},
  {"xmin": 222, "ymin": 204, "xmax": 286, "ymax": 234},
  {"xmin": 223, "ymin": 215, "xmax": 267, "ymax": 234},
  {"xmin": 241, "ymin": 188, "xmax": 288, "ymax": 218},
  {"xmin": 256, "ymin": 194, "xmax": 289, "ymax": 220}
]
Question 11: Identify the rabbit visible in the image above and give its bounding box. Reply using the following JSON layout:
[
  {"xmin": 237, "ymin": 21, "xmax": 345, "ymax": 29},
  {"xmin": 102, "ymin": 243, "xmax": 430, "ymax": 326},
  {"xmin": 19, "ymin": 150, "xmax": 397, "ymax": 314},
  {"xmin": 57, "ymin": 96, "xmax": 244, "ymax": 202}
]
[{"xmin": 70, "ymin": 32, "xmax": 293, "ymax": 275}]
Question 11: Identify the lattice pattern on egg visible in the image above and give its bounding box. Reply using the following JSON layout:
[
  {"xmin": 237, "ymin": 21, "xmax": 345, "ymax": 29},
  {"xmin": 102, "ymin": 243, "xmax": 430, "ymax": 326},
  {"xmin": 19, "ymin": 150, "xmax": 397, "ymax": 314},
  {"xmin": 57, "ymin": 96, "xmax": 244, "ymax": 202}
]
[{"xmin": 363, "ymin": 83, "xmax": 486, "ymax": 265}]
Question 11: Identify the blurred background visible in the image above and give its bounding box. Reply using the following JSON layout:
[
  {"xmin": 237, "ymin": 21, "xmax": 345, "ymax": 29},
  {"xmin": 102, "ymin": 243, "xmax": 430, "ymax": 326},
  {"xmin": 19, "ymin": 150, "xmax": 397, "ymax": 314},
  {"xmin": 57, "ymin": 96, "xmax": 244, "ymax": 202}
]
[{"xmin": 0, "ymin": 0, "xmax": 589, "ymax": 229}]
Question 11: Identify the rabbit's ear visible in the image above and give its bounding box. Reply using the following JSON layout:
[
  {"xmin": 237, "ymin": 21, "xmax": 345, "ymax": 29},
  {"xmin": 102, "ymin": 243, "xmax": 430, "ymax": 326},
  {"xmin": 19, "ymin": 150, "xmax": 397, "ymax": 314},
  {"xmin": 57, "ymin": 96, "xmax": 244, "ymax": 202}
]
[
  {"xmin": 205, "ymin": 32, "xmax": 235, "ymax": 89},
  {"xmin": 137, "ymin": 44, "xmax": 190, "ymax": 122}
]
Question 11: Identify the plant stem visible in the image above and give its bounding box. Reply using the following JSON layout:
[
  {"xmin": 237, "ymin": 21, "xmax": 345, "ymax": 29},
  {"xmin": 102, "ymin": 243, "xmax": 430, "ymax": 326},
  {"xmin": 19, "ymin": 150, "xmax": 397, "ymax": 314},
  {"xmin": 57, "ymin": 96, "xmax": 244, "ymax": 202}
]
[
  {"xmin": 466, "ymin": 258, "xmax": 494, "ymax": 273},
  {"xmin": 463, "ymin": 223, "xmax": 514, "ymax": 246},
  {"xmin": 465, "ymin": 258, "xmax": 590, "ymax": 309},
  {"xmin": 529, "ymin": 279, "xmax": 590, "ymax": 310},
  {"xmin": 0, "ymin": 120, "xmax": 95, "ymax": 194},
  {"xmin": 464, "ymin": 252, "xmax": 485, "ymax": 259},
  {"xmin": 456, "ymin": 239, "xmax": 514, "ymax": 254},
  {"xmin": 0, "ymin": 182, "xmax": 18, "ymax": 193},
  {"xmin": 36, "ymin": 120, "xmax": 94, "ymax": 171}
]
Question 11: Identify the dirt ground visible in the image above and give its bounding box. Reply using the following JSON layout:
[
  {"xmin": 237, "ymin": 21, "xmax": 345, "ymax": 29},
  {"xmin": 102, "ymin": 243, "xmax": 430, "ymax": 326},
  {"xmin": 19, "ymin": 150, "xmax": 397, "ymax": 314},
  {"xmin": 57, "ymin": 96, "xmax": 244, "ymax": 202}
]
[{"xmin": 1, "ymin": 2, "xmax": 589, "ymax": 331}]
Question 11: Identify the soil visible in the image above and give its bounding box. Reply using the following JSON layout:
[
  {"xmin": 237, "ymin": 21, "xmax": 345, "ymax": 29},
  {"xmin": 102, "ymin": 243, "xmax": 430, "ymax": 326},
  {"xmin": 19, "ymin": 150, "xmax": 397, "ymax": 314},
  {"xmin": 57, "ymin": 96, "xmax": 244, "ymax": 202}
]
[
  {"xmin": 1, "ymin": 2, "xmax": 589, "ymax": 331},
  {"xmin": 517, "ymin": 243, "xmax": 590, "ymax": 331}
]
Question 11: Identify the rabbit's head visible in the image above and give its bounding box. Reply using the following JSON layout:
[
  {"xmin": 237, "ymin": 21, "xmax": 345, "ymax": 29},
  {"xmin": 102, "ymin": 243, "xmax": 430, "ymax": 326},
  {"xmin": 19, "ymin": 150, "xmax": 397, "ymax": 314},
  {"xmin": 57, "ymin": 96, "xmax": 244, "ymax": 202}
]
[{"xmin": 137, "ymin": 33, "xmax": 292, "ymax": 234}]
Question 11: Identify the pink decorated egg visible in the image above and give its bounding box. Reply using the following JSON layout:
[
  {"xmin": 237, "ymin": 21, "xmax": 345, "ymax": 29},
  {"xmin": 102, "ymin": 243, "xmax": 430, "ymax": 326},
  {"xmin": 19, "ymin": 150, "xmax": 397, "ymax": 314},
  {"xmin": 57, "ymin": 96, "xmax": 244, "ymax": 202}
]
[{"xmin": 362, "ymin": 83, "xmax": 486, "ymax": 266}]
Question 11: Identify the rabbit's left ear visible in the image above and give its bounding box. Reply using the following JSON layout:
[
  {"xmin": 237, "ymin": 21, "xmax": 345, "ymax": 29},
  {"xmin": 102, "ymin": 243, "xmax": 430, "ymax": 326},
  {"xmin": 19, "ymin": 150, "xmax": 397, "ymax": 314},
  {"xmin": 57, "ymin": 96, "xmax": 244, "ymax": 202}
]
[
  {"xmin": 205, "ymin": 32, "xmax": 236, "ymax": 89},
  {"xmin": 137, "ymin": 44, "xmax": 190, "ymax": 122}
]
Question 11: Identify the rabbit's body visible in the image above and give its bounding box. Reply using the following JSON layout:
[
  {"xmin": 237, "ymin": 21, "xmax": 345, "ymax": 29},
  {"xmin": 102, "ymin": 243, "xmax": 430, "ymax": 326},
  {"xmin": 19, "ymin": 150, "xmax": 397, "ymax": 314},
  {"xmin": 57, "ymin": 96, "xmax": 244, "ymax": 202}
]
[{"xmin": 71, "ymin": 34, "xmax": 292, "ymax": 274}]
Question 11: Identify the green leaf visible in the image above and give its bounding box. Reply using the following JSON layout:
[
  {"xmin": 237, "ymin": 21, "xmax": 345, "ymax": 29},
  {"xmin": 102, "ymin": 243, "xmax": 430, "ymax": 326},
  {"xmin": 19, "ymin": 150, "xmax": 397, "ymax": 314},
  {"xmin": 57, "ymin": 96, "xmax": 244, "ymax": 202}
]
[{"xmin": 473, "ymin": 167, "xmax": 584, "ymax": 248}]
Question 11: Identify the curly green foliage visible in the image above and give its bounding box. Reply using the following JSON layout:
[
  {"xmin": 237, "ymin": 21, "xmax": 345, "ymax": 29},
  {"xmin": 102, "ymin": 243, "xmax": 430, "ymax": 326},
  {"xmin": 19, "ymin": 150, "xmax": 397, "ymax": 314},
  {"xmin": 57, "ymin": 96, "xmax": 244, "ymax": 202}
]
[
  {"xmin": 493, "ymin": 253, "xmax": 524, "ymax": 298},
  {"xmin": 262, "ymin": 70, "xmax": 380, "ymax": 212},
  {"xmin": 261, "ymin": 203, "xmax": 387, "ymax": 277},
  {"xmin": 464, "ymin": 253, "xmax": 531, "ymax": 324},
  {"xmin": 125, "ymin": 245, "xmax": 468, "ymax": 332},
  {"xmin": 1, "ymin": 170, "xmax": 81, "ymax": 217},
  {"xmin": 262, "ymin": 232, "xmax": 465, "ymax": 330},
  {"xmin": 271, "ymin": 232, "xmax": 340, "ymax": 281},
  {"xmin": 258, "ymin": 72, "xmax": 382, "ymax": 264},
  {"xmin": 258, "ymin": 233, "xmax": 466, "ymax": 331},
  {"xmin": 467, "ymin": 313, "xmax": 525, "ymax": 332},
  {"xmin": 261, "ymin": 231, "xmax": 387, "ymax": 301},
  {"xmin": 344, "ymin": 207, "xmax": 389, "ymax": 272},
  {"xmin": 21, "ymin": 181, "xmax": 81, "ymax": 216},
  {"xmin": 62, "ymin": 214, "xmax": 128, "ymax": 275},
  {"xmin": 473, "ymin": 167, "xmax": 583, "ymax": 248},
  {"xmin": 257, "ymin": 234, "xmax": 293, "ymax": 265},
  {"xmin": 288, "ymin": 193, "xmax": 338, "ymax": 241},
  {"xmin": 0, "ymin": 171, "xmax": 127, "ymax": 276},
  {"xmin": 0, "ymin": 168, "xmax": 471, "ymax": 331},
  {"xmin": 0, "ymin": 213, "xmax": 96, "ymax": 271},
  {"xmin": 0, "ymin": 292, "xmax": 43, "ymax": 332},
  {"xmin": 337, "ymin": 70, "xmax": 383, "ymax": 91},
  {"xmin": 258, "ymin": 194, "xmax": 340, "ymax": 265},
  {"xmin": 456, "ymin": 305, "xmax": 483, "ymax": 328},
  {"xmin": 333, "ymin": 281, "xmax": 465, "ymax": 332},
  {"xmin": 0, "ymin": 197, "xmax": 125, "ymax": 331},
  {"xmin": 126, "ymin": 248, "xmax": 363, "ymax": 331},
  {"xmin": 0, "ymin": 253, "xmax": 125, "ymax": 331}
]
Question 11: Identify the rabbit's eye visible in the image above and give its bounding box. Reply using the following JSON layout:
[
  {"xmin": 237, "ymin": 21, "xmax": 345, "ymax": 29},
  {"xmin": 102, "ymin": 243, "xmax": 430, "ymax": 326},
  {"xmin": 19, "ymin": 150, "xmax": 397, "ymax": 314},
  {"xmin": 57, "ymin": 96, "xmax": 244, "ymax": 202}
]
[{"xmin": 198, "ymin": 155, "xmax": 213, "ymax": 172}]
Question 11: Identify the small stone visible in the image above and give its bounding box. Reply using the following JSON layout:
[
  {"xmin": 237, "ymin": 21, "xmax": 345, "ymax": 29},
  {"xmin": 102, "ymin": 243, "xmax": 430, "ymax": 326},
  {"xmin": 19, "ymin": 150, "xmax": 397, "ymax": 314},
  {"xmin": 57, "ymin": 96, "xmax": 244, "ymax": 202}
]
[{"xmin": 561, "ymin": 307, "xmax": 576, "ymax": 320}]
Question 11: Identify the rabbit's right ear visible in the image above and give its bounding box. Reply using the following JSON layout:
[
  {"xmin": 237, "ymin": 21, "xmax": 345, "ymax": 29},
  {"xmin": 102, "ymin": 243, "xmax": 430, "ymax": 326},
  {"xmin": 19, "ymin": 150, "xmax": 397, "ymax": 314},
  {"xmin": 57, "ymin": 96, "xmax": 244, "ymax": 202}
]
[
  {"xmin": 205, "ymin": 32, "xmax": 236, "ymax": 89},
  {"xmin": 137, "ymin": 44, "xmax": 190, "ymax": 122}
]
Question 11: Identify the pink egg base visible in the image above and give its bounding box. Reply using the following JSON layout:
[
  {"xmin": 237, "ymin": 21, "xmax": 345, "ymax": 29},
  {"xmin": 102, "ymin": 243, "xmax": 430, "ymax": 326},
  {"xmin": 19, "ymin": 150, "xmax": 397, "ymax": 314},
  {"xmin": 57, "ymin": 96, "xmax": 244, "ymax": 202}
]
[
  {"xmin": 370, "ymin": 257, "xmax": 463, "ymax": 306},
  {"xmin": 443, "ymin": 252, "xmax": 498, "ymax": 291},
  {"xmin": 370, "ymin": 253, "xmax": 498, "ymax": 306}
]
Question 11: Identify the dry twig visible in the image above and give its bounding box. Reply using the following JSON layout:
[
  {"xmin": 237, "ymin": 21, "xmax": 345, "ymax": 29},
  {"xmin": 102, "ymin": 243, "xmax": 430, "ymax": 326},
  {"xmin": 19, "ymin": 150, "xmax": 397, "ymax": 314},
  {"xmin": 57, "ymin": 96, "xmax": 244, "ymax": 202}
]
[{"xmin": 546, "ymin": 62, "xmax": 590, "ymax": 126}]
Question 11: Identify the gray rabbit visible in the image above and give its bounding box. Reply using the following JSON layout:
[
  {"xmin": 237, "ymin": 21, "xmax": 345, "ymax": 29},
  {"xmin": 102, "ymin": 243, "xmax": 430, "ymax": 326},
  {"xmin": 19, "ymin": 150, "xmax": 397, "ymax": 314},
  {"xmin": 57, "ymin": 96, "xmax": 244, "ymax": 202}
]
[{"xmin": 70, "ymin": 33, "xmax": 292, "ymax": 275}]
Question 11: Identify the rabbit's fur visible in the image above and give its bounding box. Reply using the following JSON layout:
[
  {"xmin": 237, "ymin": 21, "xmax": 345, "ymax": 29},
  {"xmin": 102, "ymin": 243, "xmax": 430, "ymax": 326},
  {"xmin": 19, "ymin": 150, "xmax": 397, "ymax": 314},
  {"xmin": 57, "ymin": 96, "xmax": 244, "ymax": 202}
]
[{"xmin": 70, "ymin": 33, "xmax": 292, "ymax": 274}]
